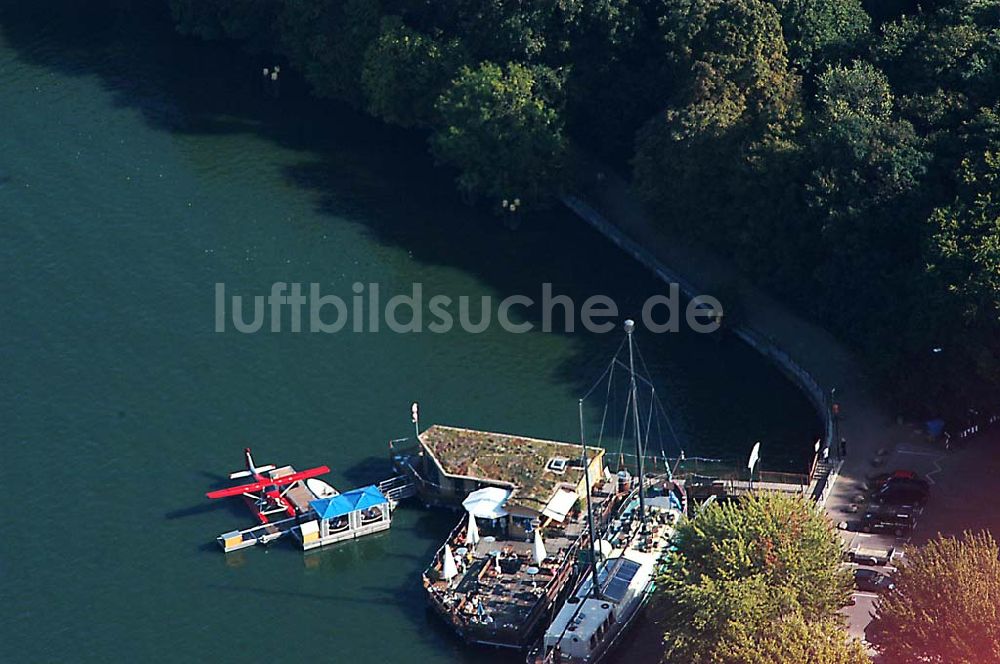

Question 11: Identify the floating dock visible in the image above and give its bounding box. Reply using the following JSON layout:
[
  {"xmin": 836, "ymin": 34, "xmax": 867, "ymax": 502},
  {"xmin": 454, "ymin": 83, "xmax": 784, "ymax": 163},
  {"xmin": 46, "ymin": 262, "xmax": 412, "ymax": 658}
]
[
  {"xmin": 218, "ymin": 516, "xmax": 301, "ymax": 552},
  {"xmin": 293, "ymin": 485, "xmax": 392, "ymax": 551},
  {"xmin": 208, "ymin": 454, "xmax": 394, "ymax": 553}
]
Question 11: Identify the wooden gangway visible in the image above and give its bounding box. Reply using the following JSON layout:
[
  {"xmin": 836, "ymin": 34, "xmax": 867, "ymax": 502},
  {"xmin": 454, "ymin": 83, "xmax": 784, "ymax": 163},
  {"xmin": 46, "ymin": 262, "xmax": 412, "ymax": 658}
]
[{"xmin": 378, "ymin": 474, "xmax": 417, "ymax": 506}]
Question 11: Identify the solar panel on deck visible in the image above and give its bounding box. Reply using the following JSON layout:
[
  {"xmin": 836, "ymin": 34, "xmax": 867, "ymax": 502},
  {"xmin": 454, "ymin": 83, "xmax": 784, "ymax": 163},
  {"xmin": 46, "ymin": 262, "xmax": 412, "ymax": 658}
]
[{"xmin": 597, "ymin": 558, "xmax": 641, "ymax": 602}]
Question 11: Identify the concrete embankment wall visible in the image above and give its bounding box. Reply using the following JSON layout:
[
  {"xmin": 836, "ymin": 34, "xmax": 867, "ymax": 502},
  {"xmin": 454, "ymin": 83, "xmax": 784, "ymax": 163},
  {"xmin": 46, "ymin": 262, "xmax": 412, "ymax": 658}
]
[{"xmin": 562, "ymin": 195, "xmax": 836, "ymax": 458}]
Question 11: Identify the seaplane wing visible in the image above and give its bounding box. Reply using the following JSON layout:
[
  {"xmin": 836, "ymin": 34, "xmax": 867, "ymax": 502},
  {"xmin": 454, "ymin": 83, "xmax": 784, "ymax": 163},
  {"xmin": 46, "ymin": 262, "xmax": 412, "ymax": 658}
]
[
  {"xmin": 206, "ymin": 482, "xmax": 269, "ymax": 499},
  {"xmin": 269, "ymin": 466, "xmax": 331, "ymax": 487},
  {"xmin": 205, "ymin": 465, "xmax": 331, "ymax": 499}
]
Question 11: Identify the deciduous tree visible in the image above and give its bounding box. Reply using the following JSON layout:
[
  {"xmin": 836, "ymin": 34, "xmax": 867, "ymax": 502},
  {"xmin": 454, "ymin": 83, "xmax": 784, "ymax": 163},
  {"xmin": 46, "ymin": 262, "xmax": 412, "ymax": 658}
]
[
  {"xmin": 869, "ymin": 530, "xmax": 1000, "ymax": 664},
  {"xmin": 724, "ymin": 612, "xmax": 870, "ymax": 664},
  {"xmin": 361, "ymin": 18, "xmax": 464, "ymax": 128},
  {"xmin": 653, "ymin": 493, "xmax": 853, "ymax": 663},
  {"xmin": 766, "ymin": 0, "xmax": 870, "ymax": 74},
  {"xmin": 430, "ymin": 62, "xmax": 567, "ymax": 207},
  {"xmin": 278, "ymin": 0, "xmax": 382, "ymax": 106},
  {"xmin": 634, "ymin": 0, "xmax": 802, "ymax": 237}
]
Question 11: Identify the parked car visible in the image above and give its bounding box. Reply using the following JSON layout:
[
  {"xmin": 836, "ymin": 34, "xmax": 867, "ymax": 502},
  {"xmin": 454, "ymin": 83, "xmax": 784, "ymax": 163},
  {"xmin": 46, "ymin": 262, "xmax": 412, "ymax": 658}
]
[
  {"xmin": 854, "ymin": 568, "xmax": 895, "ymax": 592},
  {"xmin": 847, "ymin": 544, "xmax": 898, "ymax": 566},
  {"xmin": 871, "ymin": 481, "xmax": 928, "ymax": 507},
  {"xmin": 870, "ymin": 470, "xmax": 929, "ymax": 492},
  {"xmin": 861, "ymin": 505, "xmax": 917, "ymax": 536}
]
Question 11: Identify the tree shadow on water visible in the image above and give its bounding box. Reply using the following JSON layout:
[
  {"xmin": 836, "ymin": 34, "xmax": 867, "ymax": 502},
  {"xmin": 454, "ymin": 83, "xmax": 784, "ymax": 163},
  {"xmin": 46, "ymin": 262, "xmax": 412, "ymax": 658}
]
[{"xmin": 0, "ymin": 2, "xmax": 820, "ymax": 469}]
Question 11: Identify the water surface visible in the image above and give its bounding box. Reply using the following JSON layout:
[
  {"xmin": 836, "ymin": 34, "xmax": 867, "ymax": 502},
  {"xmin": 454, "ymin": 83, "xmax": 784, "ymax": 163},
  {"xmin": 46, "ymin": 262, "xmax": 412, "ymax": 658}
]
[{"xmin": 0, "ymin": 8, "xmax": 818, "ymax": 662}]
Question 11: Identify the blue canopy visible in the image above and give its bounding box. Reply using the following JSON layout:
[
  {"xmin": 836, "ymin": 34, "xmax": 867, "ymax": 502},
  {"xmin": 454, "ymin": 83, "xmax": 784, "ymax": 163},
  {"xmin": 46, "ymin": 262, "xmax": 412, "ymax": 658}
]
[{"xmin": 310, "ymin": 485, "xmax": 388, "ymax": 520}]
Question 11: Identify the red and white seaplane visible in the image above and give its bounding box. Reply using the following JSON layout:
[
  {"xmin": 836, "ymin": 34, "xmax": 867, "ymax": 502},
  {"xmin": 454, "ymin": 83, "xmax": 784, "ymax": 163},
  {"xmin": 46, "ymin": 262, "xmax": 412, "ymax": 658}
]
[{"xmin": 206, "ymin": 447, "xmax": 332, "ymax": 524}]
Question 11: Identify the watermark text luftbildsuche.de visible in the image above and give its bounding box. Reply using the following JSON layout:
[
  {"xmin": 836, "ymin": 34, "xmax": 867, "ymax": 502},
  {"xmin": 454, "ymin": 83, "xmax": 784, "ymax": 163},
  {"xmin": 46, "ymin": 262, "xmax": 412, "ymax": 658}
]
[{"xmin": 214, "ymin": 282, "xmax": 723, "ymax": 335}]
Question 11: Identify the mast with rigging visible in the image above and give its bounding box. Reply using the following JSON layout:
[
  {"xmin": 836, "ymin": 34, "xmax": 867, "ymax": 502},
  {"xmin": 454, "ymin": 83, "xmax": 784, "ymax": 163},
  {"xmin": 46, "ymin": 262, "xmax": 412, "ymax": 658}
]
[{"xmin": 625, "ymin": 319, "xmax": 647, "ymax": 534}]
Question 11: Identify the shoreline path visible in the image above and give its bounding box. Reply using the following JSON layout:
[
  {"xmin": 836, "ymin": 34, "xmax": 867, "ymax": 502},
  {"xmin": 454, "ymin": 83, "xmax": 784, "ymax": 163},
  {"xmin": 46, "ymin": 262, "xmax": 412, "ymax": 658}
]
[{"xmin": 563, "ymin": 151, "xmax": 923, "ymax": 644}]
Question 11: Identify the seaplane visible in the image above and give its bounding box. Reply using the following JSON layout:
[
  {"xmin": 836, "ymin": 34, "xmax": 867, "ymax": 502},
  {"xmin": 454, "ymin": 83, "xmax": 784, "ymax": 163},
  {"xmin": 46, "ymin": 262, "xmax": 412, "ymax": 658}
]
[{"xmin": 206, "ymin": 448, "xmax": 332, "ymax": 523}]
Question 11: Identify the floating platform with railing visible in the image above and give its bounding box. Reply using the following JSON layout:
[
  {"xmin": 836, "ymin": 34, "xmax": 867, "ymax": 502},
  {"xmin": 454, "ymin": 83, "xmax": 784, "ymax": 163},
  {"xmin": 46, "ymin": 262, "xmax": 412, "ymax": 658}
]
[
  {"xmin": 293, "ymin": 485, "xmax": 392, "ymax": 551},
  {"xmin": 218, "ymin": 516, "xmax": 300, "ymax": 552},
  {"xmin": 211, "ymin": 465, "xmax": 393, "ymax": 553}
]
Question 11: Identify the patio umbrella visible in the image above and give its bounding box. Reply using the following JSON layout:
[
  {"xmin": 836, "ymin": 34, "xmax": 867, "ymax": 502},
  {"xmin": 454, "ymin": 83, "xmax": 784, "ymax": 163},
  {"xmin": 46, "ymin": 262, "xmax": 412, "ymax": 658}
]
[
  {"xmin": 467, "ymin": 511, "xmax": 480, "ymax": 546},
  {"xmin": 532, "ymin": 530, "xmax": 548, "ymax": 565},
  {"xmin": 442, "ymin": 544, "xmax": 458, "ymax": 581},
  {"xmin": 462, "ymin": 487, "xmax": 511, "ymax": 520}
]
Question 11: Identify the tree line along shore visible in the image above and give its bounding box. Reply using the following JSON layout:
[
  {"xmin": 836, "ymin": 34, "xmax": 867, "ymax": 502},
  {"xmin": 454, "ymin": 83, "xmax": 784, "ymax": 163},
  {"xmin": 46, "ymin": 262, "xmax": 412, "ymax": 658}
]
[{"xmin": 164, "ymin": 0, "xmax": 999, "ymax": 421}]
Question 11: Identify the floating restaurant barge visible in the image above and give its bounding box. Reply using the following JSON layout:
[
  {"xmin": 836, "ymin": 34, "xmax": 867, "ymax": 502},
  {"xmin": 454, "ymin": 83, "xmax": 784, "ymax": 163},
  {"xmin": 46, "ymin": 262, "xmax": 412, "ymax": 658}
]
[
  {"xmin": 395, "ymin": 425, "xmax": 608, "ymax": 520},
  {"xmin": 395, "ymin": 426, "xmax": 635, "ymax": 649}
]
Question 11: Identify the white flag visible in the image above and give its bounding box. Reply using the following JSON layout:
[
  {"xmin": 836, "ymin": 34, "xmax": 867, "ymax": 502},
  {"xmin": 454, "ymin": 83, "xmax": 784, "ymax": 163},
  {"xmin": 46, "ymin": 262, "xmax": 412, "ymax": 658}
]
[
  {"xmin": 533, "ymin": 529, "xmax": 548, "ymax": 565},
  {"xmin": 467, "ymin": 511, "xmax": 480, "ymax": 546},
  {"xmin": 442, "ymin": 544, "xmax": 458, "ymax": 581},
  {"xmin": 748, "ymin": 441, "xmax": 761, "ymax": 472}
]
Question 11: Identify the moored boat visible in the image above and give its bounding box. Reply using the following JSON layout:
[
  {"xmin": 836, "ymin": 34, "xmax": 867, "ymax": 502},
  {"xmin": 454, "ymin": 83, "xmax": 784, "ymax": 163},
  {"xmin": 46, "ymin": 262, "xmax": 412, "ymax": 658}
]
[
  {"xmin": 528, "ymin": 500, "xmax": 680, "ymax": 663},
  {"xmin": 306, "ymin": 477, "xmax": 338, "ymax": 498},
  {"xmin": 530, "ymin": 319, "xmax": 684, "ymax": 663}
]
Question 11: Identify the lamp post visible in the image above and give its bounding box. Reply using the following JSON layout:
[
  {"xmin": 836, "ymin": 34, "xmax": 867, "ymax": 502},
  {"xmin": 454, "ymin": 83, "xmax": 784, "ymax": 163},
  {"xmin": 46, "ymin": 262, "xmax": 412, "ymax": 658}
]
[
  {"xmin": 929, "ymin": 346, "xmax": 945, "ymax": 418},
  {"xmin": 830, "ymin": 388, "xmax": 841, "ymax": 460}
]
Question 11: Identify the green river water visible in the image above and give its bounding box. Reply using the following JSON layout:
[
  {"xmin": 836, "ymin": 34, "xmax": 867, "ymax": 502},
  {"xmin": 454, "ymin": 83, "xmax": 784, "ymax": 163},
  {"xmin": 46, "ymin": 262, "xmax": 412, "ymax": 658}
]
[{"xmin": 0, "ymin": 6, "xmax": 818, "ymax": 663}]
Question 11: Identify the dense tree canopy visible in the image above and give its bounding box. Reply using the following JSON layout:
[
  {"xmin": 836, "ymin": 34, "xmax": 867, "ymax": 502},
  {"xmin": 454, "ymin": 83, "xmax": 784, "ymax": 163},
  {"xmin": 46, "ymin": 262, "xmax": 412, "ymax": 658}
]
[
  {"xmin": 869, "ymin": 530, "xmax": 1000, "ymax": 664},
  {"xmin": 431, "ymin": 62, "xmax": 567, "ymax": 207},
  {"xmin": 634, "ymin": 0, "xmax": 802, "ymax": 238},
  {"xmin": 804, "ymin": 61, "xmax": 929, "ymax": 317},
  {"xmin": 653, "ymin": 493, "xmax": 854, "ymax": 663},
  {"xmin": 766, "ymin": 0, "xmax": 870, "ymax": 74},
  {"xmin": 723, "ymin": 612, "xmax": 870, "ymax": 664},
  {"xmin": 874, "ymin": 0, "xmax": 1000, "ymax": 133},
  {"xmin": 278, "ymin": 0, "xmax": 382, "ymax": 106},
  {"xmin": 165, "ymin": 0, "xmax": 1000, "ymax": 418},
  {"xmin": 361, "ymin": 19, "xmax": 464, "ymax": 128}
]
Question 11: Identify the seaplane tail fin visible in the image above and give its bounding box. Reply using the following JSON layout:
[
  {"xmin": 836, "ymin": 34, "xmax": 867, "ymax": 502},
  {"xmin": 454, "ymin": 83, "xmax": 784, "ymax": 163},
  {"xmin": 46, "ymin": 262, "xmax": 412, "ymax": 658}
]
[{"xmin": 240, "ymin": 447, "xmax": 276, "ymax": 476}]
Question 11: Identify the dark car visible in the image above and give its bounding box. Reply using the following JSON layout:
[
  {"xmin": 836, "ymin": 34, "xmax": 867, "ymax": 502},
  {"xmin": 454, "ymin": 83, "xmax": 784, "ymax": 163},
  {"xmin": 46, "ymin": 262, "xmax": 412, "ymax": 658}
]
[
  {"xmin": 871, "ymin": 481, "xmax": 928, "ymax": 507},
  {"xmin": 854, "ymin": 568, "xmax": 895, "ymax": 592},
  {"xmin": 870, "ymin": 470, "xmax": 929, "ymax": 492},
  {"xmin": 861, "ymin": 506, "xmax": 917, "ymax": 536}
]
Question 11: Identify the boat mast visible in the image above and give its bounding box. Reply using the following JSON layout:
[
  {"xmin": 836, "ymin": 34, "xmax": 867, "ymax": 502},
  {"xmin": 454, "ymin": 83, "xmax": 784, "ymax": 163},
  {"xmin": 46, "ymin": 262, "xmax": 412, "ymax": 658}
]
[
  {"xmin": 579, "ymin": 399, "xmax": 603, "ymax": 600},
  {"xmin": 625, "ymin": 319, "xmax": 647, "ymax": 532}
]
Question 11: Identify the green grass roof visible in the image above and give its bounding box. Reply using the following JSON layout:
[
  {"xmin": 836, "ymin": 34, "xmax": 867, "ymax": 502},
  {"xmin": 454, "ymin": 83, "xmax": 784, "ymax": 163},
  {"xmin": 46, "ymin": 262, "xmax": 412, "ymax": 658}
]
[{"xmin": 419, "ymin": 425, "xmax": 604, "ymax": 514}]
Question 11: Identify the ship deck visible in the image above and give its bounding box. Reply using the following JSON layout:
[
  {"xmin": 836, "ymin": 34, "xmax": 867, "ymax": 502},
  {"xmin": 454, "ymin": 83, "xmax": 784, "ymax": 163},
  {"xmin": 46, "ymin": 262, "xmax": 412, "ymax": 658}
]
[
  {"xmin": 424, "ymin": 497, "xmax": 613, "ymax": 646},
  {"xmin": 428, "ymin": 531, "xmax": 579, "ymax": 639}
]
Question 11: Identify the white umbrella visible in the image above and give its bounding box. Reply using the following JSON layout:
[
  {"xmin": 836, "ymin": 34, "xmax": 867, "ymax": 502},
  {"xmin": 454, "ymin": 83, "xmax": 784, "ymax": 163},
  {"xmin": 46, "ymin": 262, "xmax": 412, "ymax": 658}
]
[
  {"xmin": 442, "ymin": 544, "xmax": 458, "ymax": 581},
  {"xmin": 532, "ymin": 529, "xmax": 548, "ymax": 565},
  {"xmin": 462, "ymin": 487, "xmax": 511, "ymax": 520},
  {"xmin": 467, "ymin": 511, "xmax": 480, "ymax": 546}
]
